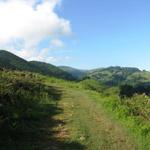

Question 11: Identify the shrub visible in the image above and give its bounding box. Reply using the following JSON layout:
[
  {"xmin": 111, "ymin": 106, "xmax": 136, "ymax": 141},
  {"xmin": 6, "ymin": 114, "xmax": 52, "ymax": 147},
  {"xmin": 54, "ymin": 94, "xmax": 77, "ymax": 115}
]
[
  {"xmin": 0, "ymin": 70, "xmax": 61, "ymax": 148},
  {"xmin": 119, "ymin": 84, "xmax": 134, "ymax": 98}
]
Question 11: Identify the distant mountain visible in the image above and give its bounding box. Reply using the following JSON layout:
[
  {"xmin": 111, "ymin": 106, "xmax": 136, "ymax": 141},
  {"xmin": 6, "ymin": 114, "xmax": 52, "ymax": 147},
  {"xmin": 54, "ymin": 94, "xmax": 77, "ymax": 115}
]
[
  {"xmin": 1, "ymin": 50, "xmax": 150, "ymax": 84},
  {"xmin": 125, "ymin": 71, "xmax": 150, "ymax": 85},
  {"xmin": 59, "ymin": 66, "xmax": 87, "ymax": 79},
  {"xmin": 87, "ymin": 66, "xmax": 143, "ymax": 85},
  {"xmin": 0, "ymin": 50, "xmax": 75, "ymax": 80},
  {"xmin": 30, "ymin": 61, "xmax": 75, "ymax": 80}
]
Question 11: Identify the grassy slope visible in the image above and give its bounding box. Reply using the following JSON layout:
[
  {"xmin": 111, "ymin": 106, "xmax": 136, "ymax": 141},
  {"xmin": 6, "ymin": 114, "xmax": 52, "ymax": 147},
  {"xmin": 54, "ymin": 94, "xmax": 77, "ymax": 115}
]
[
  {"xmin": 43, "ymin": 78, "xmax": 138, "ymax": 150},
  {"xmin": 59, "ymin": 89, "xmax": 137, "ymax": 150},
  {"xmin": 0, "ymin": 70, "xmax": 84, "ymax": 150},
  {"xmin": 44, "ymin": 76, "xmax": 150, "ymax": 150},
  {"xmin": 0, "ymin": 70, "xmax": 147, "ymax": 150}
]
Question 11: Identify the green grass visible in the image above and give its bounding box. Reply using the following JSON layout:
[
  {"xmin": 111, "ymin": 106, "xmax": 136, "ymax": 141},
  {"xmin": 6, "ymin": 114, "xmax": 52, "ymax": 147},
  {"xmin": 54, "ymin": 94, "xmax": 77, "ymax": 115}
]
[
  {"xmin": 83, "ymin": 89, "xmax": 150, "ymax": 150},
  {"xmin": 55, "ymin": 89, "xmax": 137, "ymax": 150},
  {"xmin": 1, "ymin": 69, "xmax": 150, "ymax": 150},
  {"xmin": 35, "ymin": 74, "xmax": 150, "ymax": 149},
  {"xmin": 44, "ymin": 77, "xmax": 150, "ymax": 149},
  {"xmin": 0, "ymin": 70, "xmax": 84, "ymax": 150}
]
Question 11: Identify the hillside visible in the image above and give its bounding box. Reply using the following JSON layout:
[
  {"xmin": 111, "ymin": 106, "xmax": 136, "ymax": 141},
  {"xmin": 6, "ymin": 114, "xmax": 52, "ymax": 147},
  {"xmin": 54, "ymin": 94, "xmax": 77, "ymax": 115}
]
[
  {"xmin": 1, "ymin": 50, "xmax": 150, "ymax": 85},
  {"xmin": 30, "ymin": 61, "xmax": 75, "ymax": 80},
  {"xmin": 1, "ymin": 69, "xmax": 149, "ymax": 149},
  {"xmin": 87, "ymin": 66, "xmax": 142, "ymax": 85},
  {"xmin": 59, "ymin": 66, "xmax": 87, "ymax": 79},
  {"xmin": 59, "ymin": 65, "xmax": 150, "ymax": 86},
  {"xmin": 0, "ymin": 50, "xmax": 75, "ymax": 80},
  {"xmin": 0, "ymin": 50, "xmax": 37, "ymax": 72}
]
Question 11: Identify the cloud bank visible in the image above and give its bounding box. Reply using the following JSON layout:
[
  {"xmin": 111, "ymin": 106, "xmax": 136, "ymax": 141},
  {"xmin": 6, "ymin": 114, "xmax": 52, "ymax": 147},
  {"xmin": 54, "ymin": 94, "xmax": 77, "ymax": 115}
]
[{"xmin": 0, "ymin": 0, "xmax": 72, "ymax": 63}]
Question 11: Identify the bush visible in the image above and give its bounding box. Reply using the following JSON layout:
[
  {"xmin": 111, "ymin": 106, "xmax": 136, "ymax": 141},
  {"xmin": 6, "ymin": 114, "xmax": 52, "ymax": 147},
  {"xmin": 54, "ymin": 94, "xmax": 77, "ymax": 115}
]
[
  {"xmin": 119, "ymin": 84, "xmax": 150, "ymax": 98},
  {"xmin": 119, "ymin": 85, "xmax": 134, "ymax": 98},
  {"xmin": 0, "ymin": 70, "xmax": 61, "ymax": 148}
]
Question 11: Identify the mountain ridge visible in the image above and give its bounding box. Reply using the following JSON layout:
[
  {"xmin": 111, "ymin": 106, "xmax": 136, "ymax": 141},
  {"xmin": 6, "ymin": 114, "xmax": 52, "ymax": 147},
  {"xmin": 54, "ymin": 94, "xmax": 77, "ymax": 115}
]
[
  {"xmin": 0, "ymin": 50, "xmax": 75, "ymax": 80},
  {"xmin": 1, "ymin": 50, "xmax": 150, "ymax": 85}
]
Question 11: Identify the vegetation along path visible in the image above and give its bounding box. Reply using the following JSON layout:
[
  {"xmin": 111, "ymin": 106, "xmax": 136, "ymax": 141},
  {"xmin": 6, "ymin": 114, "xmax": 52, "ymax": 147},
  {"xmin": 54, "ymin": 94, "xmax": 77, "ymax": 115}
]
[{"xmin": 45, "ymin": 86, "xmax": 137, "ymax": 150}]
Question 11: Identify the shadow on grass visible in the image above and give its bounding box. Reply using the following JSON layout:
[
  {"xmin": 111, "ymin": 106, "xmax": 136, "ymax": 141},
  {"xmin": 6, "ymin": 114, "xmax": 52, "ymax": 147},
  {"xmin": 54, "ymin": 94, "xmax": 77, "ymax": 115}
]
[{"xmin": 0, "ymin": 86, "xmax": 85, "ymax": 150}]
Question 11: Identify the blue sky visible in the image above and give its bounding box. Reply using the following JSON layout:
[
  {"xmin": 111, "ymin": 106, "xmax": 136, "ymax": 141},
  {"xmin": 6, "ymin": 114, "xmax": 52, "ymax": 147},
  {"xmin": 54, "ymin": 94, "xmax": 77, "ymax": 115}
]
[
  {"xmin": 56, "ymin": 0, "xmax": 150, "ymax": 70},
  {"xmin": 0, "ymin": 0, "xmax": 150, "ymax": 70}
]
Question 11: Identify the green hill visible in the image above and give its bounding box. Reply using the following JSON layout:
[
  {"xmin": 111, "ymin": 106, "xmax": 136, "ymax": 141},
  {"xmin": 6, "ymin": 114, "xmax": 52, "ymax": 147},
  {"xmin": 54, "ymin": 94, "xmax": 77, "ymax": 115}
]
[
  {"xmin": 86, "ymin": 66, "xmax": 143, "ymax": 85},
  {"xmin": 0, "ymin": 50, "xmax": 37, "ymax": 72},
  {"xmin": 0, "ymin": 50, "xmax": 75, "ymax": 80},
  {"xmin": 59, "ymin": 66, "xmax": 87, "ymax": 79},
  {"xmin": 125, "ymin": 71, "xmax": 150, "ymax": 85},
  {"xmin": 30, "ymin": 61, "xmax": 75, "ymax": 80},
  {"xmin": 1, "ymin": 50, "xmax": 150, "ymax": 84}
]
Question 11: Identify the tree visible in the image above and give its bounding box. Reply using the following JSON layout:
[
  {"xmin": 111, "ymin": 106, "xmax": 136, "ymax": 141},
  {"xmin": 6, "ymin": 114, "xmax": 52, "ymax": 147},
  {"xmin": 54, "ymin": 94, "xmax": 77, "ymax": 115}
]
[{"xmin": 119, "ymin": 85, "xmax": 134, "ymax": 98}]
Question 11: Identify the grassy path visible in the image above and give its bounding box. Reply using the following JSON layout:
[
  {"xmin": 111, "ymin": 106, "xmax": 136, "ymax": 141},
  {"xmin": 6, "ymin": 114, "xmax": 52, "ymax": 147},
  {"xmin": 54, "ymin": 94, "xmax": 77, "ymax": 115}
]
[{"xmin": 47, "ymin": 87, "xmax": 138, "ymax": 150}]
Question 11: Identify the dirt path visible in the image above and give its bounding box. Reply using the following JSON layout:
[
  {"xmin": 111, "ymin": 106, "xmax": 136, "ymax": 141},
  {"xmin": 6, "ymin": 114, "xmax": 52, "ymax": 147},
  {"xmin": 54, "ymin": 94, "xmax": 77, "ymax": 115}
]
[{"xmin": 45, "ymin": 88, "xmax": 137, "ymax": 150}]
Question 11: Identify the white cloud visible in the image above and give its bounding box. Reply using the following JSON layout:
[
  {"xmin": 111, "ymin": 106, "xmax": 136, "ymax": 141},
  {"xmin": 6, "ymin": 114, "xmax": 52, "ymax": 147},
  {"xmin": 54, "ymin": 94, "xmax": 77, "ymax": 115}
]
[
  {"xmin": 51, "ymin": 39, "xmax": 65, "ymax": 48},
  {"xmin": 45, "ymin": 55, "xmax": 72, "ymax": 63},
  {"xmin": 0, "ymin": 0, "xmax": 72, "ymax": 63},
  {"xmin": 16, "ymin": 47, "xmax": 71, "ymax": 64}
]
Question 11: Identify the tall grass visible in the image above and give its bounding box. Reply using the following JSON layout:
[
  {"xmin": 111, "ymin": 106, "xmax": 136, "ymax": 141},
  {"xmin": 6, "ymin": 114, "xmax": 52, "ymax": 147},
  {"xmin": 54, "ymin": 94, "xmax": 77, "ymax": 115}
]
[
  {"xmin": 0, "ymin": 70, "xmax": 62, "ymax": 149},
  {"xmin": 84, "ymin": 85, "xmax": 150, "ymax": 149}
]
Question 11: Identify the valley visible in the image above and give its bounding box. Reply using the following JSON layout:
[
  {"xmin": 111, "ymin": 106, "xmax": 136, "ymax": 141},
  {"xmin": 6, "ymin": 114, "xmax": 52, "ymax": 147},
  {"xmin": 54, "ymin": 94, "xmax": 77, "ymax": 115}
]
[{"xmin": 0, "ymin": 50, "xmax": 150, "ymax": 150}]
